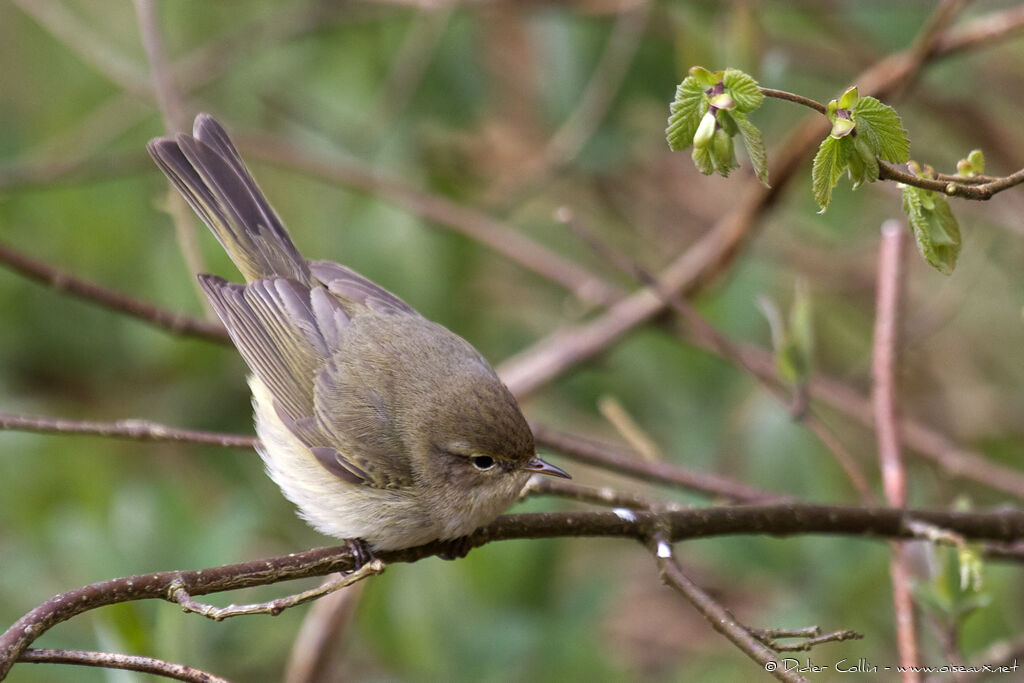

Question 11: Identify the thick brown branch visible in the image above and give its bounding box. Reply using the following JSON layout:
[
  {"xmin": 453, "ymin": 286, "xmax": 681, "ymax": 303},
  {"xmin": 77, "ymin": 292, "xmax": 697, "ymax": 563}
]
[{"xmin": 4, "ymin": 504, "xmax": 1023, "ymax": 677}]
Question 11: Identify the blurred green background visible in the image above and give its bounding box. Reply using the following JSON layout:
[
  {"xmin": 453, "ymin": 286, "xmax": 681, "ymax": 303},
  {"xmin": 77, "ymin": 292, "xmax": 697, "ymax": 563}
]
[{"xmin": 2, "ymin": 0, "xmax": 1024, "ymax": 680}]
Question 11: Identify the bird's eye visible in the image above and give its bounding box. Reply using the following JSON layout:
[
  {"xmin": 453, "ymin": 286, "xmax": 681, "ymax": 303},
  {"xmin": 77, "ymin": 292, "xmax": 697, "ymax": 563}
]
[{"xmin": 471, "ymin": 455, "xmax": 496, "ymax": 471}]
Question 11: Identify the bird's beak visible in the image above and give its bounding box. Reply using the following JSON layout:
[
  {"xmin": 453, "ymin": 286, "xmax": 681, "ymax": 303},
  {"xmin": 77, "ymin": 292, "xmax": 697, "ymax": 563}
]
[{"xmin": 524, "ymin": 456, "xmax": 571, "ymax": 479}]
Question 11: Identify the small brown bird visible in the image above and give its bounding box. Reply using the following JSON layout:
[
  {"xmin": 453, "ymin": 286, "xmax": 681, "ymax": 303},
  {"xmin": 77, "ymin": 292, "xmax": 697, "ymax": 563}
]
[{"xmin": 148, "ymin": 114, "xmax": 568, "ymax": 552}]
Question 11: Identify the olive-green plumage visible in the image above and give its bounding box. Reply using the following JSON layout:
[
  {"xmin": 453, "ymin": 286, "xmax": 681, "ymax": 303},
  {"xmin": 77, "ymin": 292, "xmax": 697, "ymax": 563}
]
[{"xmin": 147, "ymin": 114, "xmax": 567, "ymax": 551}]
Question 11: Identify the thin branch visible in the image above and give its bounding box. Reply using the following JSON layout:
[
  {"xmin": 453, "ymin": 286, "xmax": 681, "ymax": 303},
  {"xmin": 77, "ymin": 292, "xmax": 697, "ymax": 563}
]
[
  {"xmin": 11, "ymin": 0, "xmax": 152, "ymax": 98},
  {"xmin": 4, "ymin": 504, "xmax": 1024, "ymax": 677},
  {"xmin": 169, "ymin": 559, "xmax": 384, "ymax": 621},
  {"xmin": 521, "ymin": 475, "xmax": 675, "ymax": 511},
  {"xmin": 874, "ymin": 220, "xmax": 907, "ymax": 509},
  {"xmin": 18, "ymin": 648, "xmax": 229, "ymax": 683},
  {"xmin": 532, "ymin": 422, "xmax": 787, "ymax": 503},
  {"xmin": 0, "ymin": 241, "xmax": 230, "ymax": 343},
  {"xmin": 135, "ymin": 0, "xmax": 209, "ymax": 307},
  {"xmin": 873, "ymin": 219, "xmax": 918, "ymax": 679},
  {"xmin": 652, "ymin": 543, "xmax": 807, "ymax": 682},
  {"xmin": 284, "ymin": 577, "xmax": 366, "ymax": 683},
  {"xmin": 878, "ymin": 161, "xmax": 1024, "ymax": 200},
  {"xmin": 597, "ymin": 395, "xmax": 663, "ymax": 462},
  {"xmin": 0, "ymin": 412, "xmax": 254, "ymax": 448},
  {"xmin": 561, "ymin": 207, "xmax": 874, "ymax": 502},
  {"xmin": 486, "ymin": 0, "xmax": 650, "ymax": 206},
  {"xmin": 748, "ymin": 626, "xmax": 862, "ymax": 653},
  {"xmin": 760, "ymin": 88, "xmax": 827, "ymax": 115}
]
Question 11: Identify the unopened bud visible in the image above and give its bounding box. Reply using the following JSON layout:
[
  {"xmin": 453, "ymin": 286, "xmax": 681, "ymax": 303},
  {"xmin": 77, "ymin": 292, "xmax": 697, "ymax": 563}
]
[{"xmin": 693, "ymin": 110, "xmax": 716, "ymax": 149}]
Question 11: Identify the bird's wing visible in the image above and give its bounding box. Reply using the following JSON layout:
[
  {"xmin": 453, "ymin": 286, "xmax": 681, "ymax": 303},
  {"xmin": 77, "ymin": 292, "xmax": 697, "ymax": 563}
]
[
  {"xmin": 201, "ymin": 273, "xmax": 413, "ymax": 489},
  {"xmin": 309, "ymin": 355, "xmax": 415, "ymax": 489},
  {"xmin": 309, "ymin": 260, "xmax": 417, "ymax": 316},
  {"xmin": 199, "ymin": 274, "xmax": 337, "ymax": 425}
]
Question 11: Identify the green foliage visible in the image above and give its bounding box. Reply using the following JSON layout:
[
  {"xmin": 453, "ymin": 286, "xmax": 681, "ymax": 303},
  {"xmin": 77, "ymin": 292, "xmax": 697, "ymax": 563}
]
[
  {"xmin": 811, "ymin": 135, "xmax": 850, "ymax": 212},
  {"xmin": 733, "ymin": 112, "xmax": 769, "ymax": 186},
  {"xmin": 666, "ymin": 78, "xmax": 707, "ymax": 152},
  {"xmin": 901, "ymin": 162, "xmax": 962, "ymax": 275},
  {"xmin": 666, "ymin": 66, "xmax": 768, "ymax": 185},
  {"xmin": 854, "ymin": 95, "xmax": 910, "ymax": 163},
  {"xmin": 957, "ymin": 148, "xmax": 985, "ymax": 177},
  {"xmin": 814, "ymin": 86, "xmax": 910, "ymax": 212}
]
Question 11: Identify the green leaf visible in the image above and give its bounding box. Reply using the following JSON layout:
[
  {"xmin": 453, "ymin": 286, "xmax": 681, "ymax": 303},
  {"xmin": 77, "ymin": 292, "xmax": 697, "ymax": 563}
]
[
  {"xmin": 902, "ymin": 186, "xmax": 961, "ymax": 275},
  {"xmin": 733, "ymin": 112, "xmax": 769, "ymax": 186},
  {"xmin": 837, "ymin": 85, "xmax": 859, "ymax": 110},
  {"xmin": 710, "ymin": 128, "xmax": 739, "ymax": 177},
  {"xmin": 811, "ymin": 135, "xmax": 849, "ymax": 212},
  {"xmin": 723, "ymin": 69, "xmax": 763, "ymax": 113},
  {"xmin": 692, "ymin": 144, "xmax": 715, "ymax": 175},
  {"xmin": 853, "ymin": 96, "xmax": 909, "ymax": 162},
  {"xmin": 851, "ymin": 135, "xmax": 879, "ymax": 189},
  {"xmin": 689, "ymin": 66, "xmax": 720, "ymax": 88},
  {"xmin": 666, "ymin": 77, "xmax": 707, "ymax": 151}
]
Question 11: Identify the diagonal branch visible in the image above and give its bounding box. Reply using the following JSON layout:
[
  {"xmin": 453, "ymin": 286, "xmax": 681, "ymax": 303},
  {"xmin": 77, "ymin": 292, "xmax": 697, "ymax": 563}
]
[
  {"xmin": 0, "ymin": 241, "xmax": 229, "ymax": 344},
  {"xmin": 497, "ymin": 3, "xmax": 1024, "ymax": 398}
]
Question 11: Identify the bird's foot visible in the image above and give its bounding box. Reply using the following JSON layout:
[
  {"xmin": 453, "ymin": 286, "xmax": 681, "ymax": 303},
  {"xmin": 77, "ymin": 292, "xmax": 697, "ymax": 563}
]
[
  {"xmin": 346, "ymin": 537, "xmax": 375, "ymax": 571},
  {"xmin": 437, "ymin": 535, "xmax": 474, "ymax": 561}
]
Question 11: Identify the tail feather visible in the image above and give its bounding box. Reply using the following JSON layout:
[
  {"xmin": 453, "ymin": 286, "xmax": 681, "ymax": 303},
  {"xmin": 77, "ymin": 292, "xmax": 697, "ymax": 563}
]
[{"xmin": 147, "ymin": 114, "xmax": 310, "ymax": 284}]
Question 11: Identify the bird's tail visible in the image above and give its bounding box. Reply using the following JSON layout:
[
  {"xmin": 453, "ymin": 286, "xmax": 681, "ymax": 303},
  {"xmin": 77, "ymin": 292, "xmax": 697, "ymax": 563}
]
[{"xmin": 147, "ymin": 114, "xmax": 310, "ymax": 284}]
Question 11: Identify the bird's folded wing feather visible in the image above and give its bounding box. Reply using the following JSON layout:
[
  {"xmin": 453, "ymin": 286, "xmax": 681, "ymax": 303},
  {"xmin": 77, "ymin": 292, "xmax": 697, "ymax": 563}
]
[{"xmin": 200, "ymin": 273, "xmax": 413, "ymax": 489}]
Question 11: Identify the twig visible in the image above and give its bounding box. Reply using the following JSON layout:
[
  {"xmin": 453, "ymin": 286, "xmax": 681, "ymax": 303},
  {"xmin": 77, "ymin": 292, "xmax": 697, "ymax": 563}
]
[
  {"xmin": 0, "ymin": 409, "xmax": 782, "ymax": 503},
  {"xmin": 878, "ymin": 161, "xmax": 1024, "ymax": 201},
  {"xmin": 597, "ymin": 395, "xmax": 663, "ymax": 462},
  {"xmin": 873, "ymin": 221, "xmax": 907, "ymax": 508},
  {"xmin": 169, "ymin": 559, "xmax": 384, "ymax": 621},
  {"xmin": 284, "ymin": 577, "xmax": 366, "ymax": 683},
  {"xmin": 487, "ymin": 0, "xmax": 650, "ymax": 206},
  {"xmin": 748, "ymin": 626, "xmax": 862, "ymax": 653},
  {"xmin": 11, "ymin": 0, "xmax": 152, "ymax": 98},
  {"xmin": 760, "ymin": 88, "xmax": 826, "ymax": 115},
  {"xmin": 0, "ymin": 241, "xmax": 229, "ymax": 343},
  {"xmin": 0, "ymin": 412, "xmax": 254, "ymax": 448},
  {"xmin": 366, "ymin": 4, "xmax": 455, "ymax": 139},
  {"xmin": 135, "ymin": 0, "xmax": 209, "ymax": 307},
  {"xmin": 18, "ymin": 648, "xmax": 229, "ymax": 683},
  {"xmin": 5, "ymin": 504, "xmax": 1024, "ymax": 677},
  {"xmin": 521, "ymin": 475, "xmax": 674, "ymax": 511},
  {"xmin": 651, "ymin": 542, "xmax": 806, "ymax": 682},
  {"xmin": 532, "ymin": 422, "xmax": 786, "ymax": 503},
  {"xmin": 872, "ymin": 219, "xmax": 918, "ymax": 679}
]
